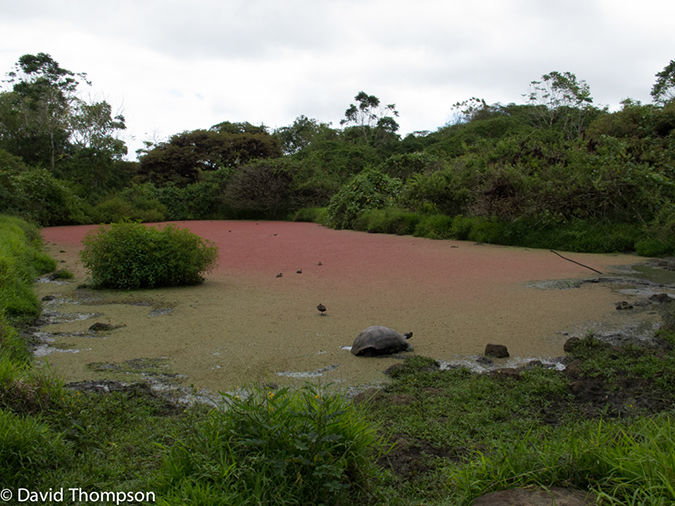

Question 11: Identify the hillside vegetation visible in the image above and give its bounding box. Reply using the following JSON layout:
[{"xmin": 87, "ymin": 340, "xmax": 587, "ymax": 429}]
[{"xmin": 1, "ymin": 54, "xmax": 675, "ymax": 254}]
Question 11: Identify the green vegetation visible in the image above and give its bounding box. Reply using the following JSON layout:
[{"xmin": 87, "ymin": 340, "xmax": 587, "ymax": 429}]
[
  {"xmin": 0, "ymin": 216, "xmax": 55, "ymax": 326},
  {"xmin": 156, "ymin": 384, "xmax": 381, "ymax": 505},
  {"xmin": 361, "ymin": 335, "xmax": 675, "ymax": 504},
  {"xmin": 80, "ymin": 221, "xmax": 219, "ymax": 289},
  {"xmin": 1, "ymin": 52, "xmax": 674, "ymax": 256},
  {"xmin": 2, "ymin": 214, "xmax": 675, "ymax": 504}
]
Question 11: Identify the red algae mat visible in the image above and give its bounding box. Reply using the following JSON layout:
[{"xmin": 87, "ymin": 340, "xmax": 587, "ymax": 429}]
[{"xmin": 38, "ymin": 220, "xmax": 642, "ymax": 391}]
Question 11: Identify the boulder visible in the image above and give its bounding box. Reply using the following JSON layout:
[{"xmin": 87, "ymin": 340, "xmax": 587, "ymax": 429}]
[
  {"xmin": 484, "ymin": 344, "xmax": 509, "ymax": 358},
  {"xmin": 649, "ymin": 293, "xmax": 672, "ymax": 304}
]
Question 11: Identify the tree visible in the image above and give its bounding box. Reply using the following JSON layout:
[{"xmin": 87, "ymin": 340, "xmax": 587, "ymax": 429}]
[
  {"xmin": 450, "ymin": 97, "xmax": 492, "ymax": 123},
  {"xmin": 70, "ymin": 101, "xmax": 127, "ymax": 156},
  {"xmin": 225, "ymin": 160, "xmax": 295, "ymax": 218},
  {"xmin": 275, "ymin": 115, "xmax": 333, "ymax": 155},
  {"xmin": 524, "ymin": 71, "xmax": 594, "ymax": 138},
  {"xmin": 1, "ymin": 53, "xmax": 127, "ymax": 175},
  {"xmin": 651, "ymin": 59, "xmax": 675, "ymax": 105},
  {"xmin": 138, "ymin": 123, "xmax": 281, "ymax": 187},
  {"xmin": 3, "ymin": 53, "xmax": 90, "ymax": 168},
  {"xmin": 340, "ymin": 91, "xmax": 399, "ymax": 145}
]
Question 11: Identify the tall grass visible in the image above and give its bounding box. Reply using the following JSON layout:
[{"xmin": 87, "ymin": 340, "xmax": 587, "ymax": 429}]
[
  {"xmin": 156, "ymin": 383, "xmax": 384, "ymax": 505},
  {"xmin": 0, "ymin": 215, "xmax": 55, "ymax": 325},
  {"xmin": 0, "ymin": 409, "xmax": 72, "ymax": 488},
  {"xmin": 444, "ymin": 415, "xmax": 675, "ymax": 505}
]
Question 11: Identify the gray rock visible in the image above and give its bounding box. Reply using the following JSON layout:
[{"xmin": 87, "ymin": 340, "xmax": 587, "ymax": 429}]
[{"xmin": 472, "ymin": 487, "xmax": 597, "ymax": 506}]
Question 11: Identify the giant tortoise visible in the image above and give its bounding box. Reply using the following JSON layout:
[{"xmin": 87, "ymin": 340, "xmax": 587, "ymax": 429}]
[{"xmin": 350, "ymin": 326, "xmax": 413, "ymax": 357}]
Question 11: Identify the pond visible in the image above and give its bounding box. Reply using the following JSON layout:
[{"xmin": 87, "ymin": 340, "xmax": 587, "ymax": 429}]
[{"xmin": 36, "ymin": 220, "xmax": 659, "ymax": 396}]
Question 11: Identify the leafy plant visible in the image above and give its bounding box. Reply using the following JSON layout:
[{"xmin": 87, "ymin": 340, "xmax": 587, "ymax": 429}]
[
  {"xmin": 80, "ymin": 221, "xmax": 218, "ymax": 289},
  {"xmin": 157, "ymin": 383, "xmax": 383, "ymax": 505},
  {"xmin": 327, "ymin": 168, "xmax": 402, "ymax": 229}
]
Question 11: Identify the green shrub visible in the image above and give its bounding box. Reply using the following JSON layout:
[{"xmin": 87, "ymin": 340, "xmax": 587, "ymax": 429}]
[
  {"xmin": 352, "ymin": 208, "xmax": 421, "ymax": 235},
  {"xmin": 51, "ymin": 269, "xmax": 74, "ymax": 280},
  {"xmin": 327, "ymin": 168, "xmax": 402, "ymax": 229},
  {"xmin": 293, "ymin": 207, "xmax": 327, "ymax": 223},
  {"xmin": 413, "ymin": 214, "xmax": 456, "ymax": 239},
  {"xmin": 156, "ymin": 384, "xmax": 382, "ymax": 505},
  {"xmin": 90, "ymin": 195, "xmax": 167, "ymax": 224},
  {"xmin": 636, "ymin": 238, "xmax": 675, "ymax": 257},
  {"xmin": 0, "ymin": 152, "xmax": 84, "ymax": 226},
  {"xmin": 80, "ymin": 221, "xmax": 219, "ymax": 289}
]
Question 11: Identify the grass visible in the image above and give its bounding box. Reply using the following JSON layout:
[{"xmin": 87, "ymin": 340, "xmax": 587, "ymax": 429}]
[
  {"xmin": 0, "ymin": 215, "xmax": 56, "ymax": 324},
  {"xmin": 155, "ymin": 383, "xmax": 384, "ymax": 505},
  {"xmin": 443, "ymin": 414, "xmax": 675, "ymax": 505},
  {"xmin": 358, "ymin": 332, "xmax": 675, "ymax": 505}
]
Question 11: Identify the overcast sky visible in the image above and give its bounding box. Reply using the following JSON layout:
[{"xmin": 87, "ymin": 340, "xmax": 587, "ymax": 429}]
[{"xmin": 2, "ymin": 0, "xmax": 674, "ymax": 159}]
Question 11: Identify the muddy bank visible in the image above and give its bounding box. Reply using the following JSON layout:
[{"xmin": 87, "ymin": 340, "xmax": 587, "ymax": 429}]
[{"xmin": 34, "ymin": 221, "xmax": 670, "ymax": 395}]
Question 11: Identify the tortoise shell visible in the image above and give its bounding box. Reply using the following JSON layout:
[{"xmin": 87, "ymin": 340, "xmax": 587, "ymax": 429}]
[{"xmin": 351, "ymin": 326, "xmax": 413, "ymax": 357}]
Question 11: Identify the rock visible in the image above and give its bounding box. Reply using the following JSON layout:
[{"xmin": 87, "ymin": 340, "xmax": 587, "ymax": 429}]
[
  {"xmin": 41, "ymin": 295, "xmax": 56, "ymax": 301},
  {"xmin": 563, "ymin": 360, "xmax": 582, "ymax": 378},
  {"xmin": 649, "ymin": 293, "xmax": 672, "ymax": 304},
  {"xmin": 472, "ymin": 487, "xmax": 597, "ymax": 505},
  {"xmin": 484, "ymin": 344, "xmax": 509, "ymax": 358},
  {"xmin": 651, "ymin": 257, "xmax": 675, "ymax": 271},
  {"xmin": 615, "ymin": 301, "xmax": 633, "ymax": 310},
  {"xmin": 89, "ymin": 322, "xmax": 117, "ymax": 332},
  {"xmin": 523, "ymin": 360, "xmax": 545, "ymax": 370},
  {"xmin": 476, "ymin": 355, "xmax": 494, "ymax": 366}
]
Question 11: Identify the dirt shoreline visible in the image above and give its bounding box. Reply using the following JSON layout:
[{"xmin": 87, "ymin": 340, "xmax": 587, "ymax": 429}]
[{"xmin": 34, "ymin": 221, "xmax": 666, "ymax": 395}]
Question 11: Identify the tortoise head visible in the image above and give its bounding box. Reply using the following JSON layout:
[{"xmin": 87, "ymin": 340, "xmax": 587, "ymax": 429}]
[{"xmin": 404, "ymin": 331, "xmax": 413, "ymax": 340}]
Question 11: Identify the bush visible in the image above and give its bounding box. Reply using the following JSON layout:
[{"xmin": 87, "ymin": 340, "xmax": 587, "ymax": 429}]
[
  {"xmin": 88, "ymin": 195, "xmax": 167, "ymax": 224},
  {"xmin": 327, "ymin": 168, "xmax": 402, "ymax": 229},
  {"xmin": 413, "ymin": 214, "xmax": 456, "ymax": 239},
  {"xmin": 293, "ymin": 207, "xmax": 329, "ymax": 224},
  {"xmin": 352, "ymin": 208, "xmax": 421, "ymax": 235},
  {"xmin": 80, "ymin": 221, "xmax": 219, "ymax": 289},
  {"xmin": 156, "ymin": 384, "xmax": 382, "ymax": 505},
  {"xmin": 0, "ymin": 155, "xmax": 83, "ymax": 226},
  {"xmin": 224, "ymin": 160, "xmax": 296, "ymax": 219}
]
